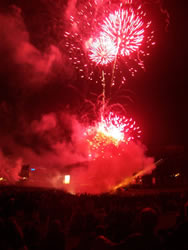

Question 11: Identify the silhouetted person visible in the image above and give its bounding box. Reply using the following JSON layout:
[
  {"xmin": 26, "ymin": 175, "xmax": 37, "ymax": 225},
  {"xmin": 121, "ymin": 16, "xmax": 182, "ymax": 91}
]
[
  {"xmin": 166, "ymin": 200, "xmax": 188, "ymax": 250},
  {"xmin": 117, "ymin": 207, "xmax": 163, "ymax": 250},
  {"xmin": 43, "ymin": 219, "xmax": 65, "ymax": 250},
  {"xmin": 1, "ymin": 217, "xmax": 27, "ymax": 250}
]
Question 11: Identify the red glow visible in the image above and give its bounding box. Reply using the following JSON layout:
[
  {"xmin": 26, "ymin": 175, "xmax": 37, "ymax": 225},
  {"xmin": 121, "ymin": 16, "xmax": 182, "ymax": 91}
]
[{"xmin": 89, "ymin": 36, "xmax": 116, "ymax": 65}]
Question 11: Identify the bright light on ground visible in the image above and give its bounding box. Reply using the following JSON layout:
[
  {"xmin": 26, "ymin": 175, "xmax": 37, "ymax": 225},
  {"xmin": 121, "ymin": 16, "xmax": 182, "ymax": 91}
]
[{"xmin": 64, "ymin": 175, "xmax": 70, "ymax": 184}]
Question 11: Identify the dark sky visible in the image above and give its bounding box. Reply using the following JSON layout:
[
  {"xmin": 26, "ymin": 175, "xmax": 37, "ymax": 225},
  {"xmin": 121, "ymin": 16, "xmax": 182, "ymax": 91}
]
[
  {"xmin": 130, "ymin": 0, "xmax": 187, "ymax": 150},
  {"xmin": 0, "ymin": 0, "xmax": 187, "ymax": 157}
]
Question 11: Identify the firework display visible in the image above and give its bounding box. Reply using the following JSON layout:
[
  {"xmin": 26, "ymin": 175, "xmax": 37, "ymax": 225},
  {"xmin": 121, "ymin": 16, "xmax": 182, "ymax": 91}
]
[
  {"xmin": 63, "ymin": 0, "xmax": 149, "ymax": 173},
  {"xmin": 64, "ymin": 0, "xmax": 155, "ymax": 82},
  {"xmin": 0, "ymin": 0, "xmax": 162, "ymax": 194},
  {"xmin": 62, "ymin": 0, "xmax": 156, "ymax": 193}
]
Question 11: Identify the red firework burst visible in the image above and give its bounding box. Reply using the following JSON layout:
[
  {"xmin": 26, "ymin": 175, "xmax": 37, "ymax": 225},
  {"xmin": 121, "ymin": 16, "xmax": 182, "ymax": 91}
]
[
  {"xmin": 64, "ymin": 0, "xmax": 155, "ymax": 81},
  {"xmin": 89, "ymin": 35, "xmax": 117, "ymax": 65},
  {"xmin": 85, "ymin": 112, "xmax": 141, "ymax": 158},
  {"xmin": 101, "ymin": 7, "xmax": 147, "ymax": 57}
]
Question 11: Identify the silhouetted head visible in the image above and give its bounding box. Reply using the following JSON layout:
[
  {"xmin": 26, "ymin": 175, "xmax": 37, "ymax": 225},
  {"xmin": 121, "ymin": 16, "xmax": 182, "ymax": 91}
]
[{"xmin": 139, "ymin": 207, "xmax": 158, "ymax": 233}]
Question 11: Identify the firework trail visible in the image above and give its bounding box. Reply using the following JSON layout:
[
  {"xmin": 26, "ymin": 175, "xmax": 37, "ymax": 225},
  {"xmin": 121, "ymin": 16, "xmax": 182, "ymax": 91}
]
[{"xmin": 89, "ymin": 35, "xmax": 117, "ymax": 110}]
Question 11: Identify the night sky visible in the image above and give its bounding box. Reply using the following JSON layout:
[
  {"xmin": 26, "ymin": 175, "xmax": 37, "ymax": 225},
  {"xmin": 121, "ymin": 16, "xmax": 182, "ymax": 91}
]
[
  {"xmin": 0, "ymin": 0, "xmax": 187, "ymax": 160},
  {"xmin": 131, "ymin": 0, "xmax": 187, "ymax": 150}
]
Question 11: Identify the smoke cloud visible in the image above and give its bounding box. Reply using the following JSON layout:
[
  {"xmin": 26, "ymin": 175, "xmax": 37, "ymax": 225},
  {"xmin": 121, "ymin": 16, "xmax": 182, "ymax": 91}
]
[
  {"xmin": 0, "ymin": 109, "xmax": 155, "ymax": 193},
  {"xmin": 0, "ymin": 150, "xmax": 22, "ymax": 182},
  {"xmin": 65, "ymin": 0, "xmax": 78, "ymax": 20},
  {"xmin": 64, "ymin": 140, "xmax": 155, "ymax": 194},
  {"xmin": 0, "ymin": 6, "xmax": 62, "ymax": 87}
]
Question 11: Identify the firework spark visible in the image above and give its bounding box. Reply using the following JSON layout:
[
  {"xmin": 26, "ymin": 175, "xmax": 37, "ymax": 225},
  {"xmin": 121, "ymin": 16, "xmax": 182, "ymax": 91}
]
[{"xmin": 89, "ymin": 35, "xmax": 117, "ymax": 65}]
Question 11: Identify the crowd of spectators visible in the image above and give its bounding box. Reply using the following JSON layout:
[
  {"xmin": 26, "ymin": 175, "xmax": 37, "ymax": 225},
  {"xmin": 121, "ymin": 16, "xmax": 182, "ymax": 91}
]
[{"xmin": 0, "ymin": 185, "xmax": 188, "ymax": 250}]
